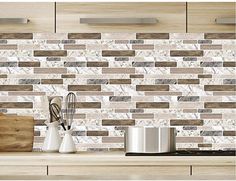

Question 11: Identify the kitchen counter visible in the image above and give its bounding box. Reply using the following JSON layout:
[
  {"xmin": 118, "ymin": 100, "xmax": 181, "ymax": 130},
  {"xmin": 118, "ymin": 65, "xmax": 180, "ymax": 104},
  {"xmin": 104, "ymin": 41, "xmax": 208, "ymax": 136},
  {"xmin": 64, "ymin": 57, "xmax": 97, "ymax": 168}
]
[
  {"xmin": 0, "ymin": 151, "xmax": 235, "ymax": 166},
  {"xmin": 0, "ymin": 152, "xmax": 235, "ymax": 180}
]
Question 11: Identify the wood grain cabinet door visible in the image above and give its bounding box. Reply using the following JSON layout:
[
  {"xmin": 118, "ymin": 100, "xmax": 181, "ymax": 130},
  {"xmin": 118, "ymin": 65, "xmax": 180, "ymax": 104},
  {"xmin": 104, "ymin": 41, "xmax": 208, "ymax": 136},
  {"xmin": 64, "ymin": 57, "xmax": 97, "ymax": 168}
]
[
  {"xmin": 56, "ymin": 3, "xmax": 186, "ymax": 33},
  {"xmin": 192, "ymin": 166, "xmax": 236, "ymax": 176},
  {"xmin": 188, "ymin": 2, "xmax": 236, "ymax": 33},
  {"xmin": 0, "ymin": 3, "xmax": 54, "ymax": 33},
  {"xmin": 0, "ymin": 166, "xmax": 47, "ymax": 175},
  {"xmin": 49, "ymin": 165, "xmax": 190, "ymax": 176}
]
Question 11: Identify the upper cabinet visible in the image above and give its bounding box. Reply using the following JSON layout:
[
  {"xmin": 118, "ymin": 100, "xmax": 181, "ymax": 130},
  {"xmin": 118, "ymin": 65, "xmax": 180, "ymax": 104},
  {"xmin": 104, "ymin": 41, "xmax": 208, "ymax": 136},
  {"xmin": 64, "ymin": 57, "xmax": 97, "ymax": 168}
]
[
  {"xmin": 56, "ymin": 3, "xmax": 186, "ymax": 33},
  {"xmin": 0, "ymin": 3, "xmax": 54, "ymax": 33},
  {"xmin": 188, "ymin": 2, "xmax": 236, "ymax": 33}
]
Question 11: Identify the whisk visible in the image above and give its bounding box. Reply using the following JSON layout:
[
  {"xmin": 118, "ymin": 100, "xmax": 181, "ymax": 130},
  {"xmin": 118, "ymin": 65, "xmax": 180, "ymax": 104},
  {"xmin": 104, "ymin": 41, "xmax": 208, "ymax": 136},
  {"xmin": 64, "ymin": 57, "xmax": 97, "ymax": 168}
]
[
  {"xmin": 65, "ymin": 92, "xmax": 76, "ymax": 130},
  {"xmin": 49, "ymin": 103, "xmax": 66, "ymax": 131}
]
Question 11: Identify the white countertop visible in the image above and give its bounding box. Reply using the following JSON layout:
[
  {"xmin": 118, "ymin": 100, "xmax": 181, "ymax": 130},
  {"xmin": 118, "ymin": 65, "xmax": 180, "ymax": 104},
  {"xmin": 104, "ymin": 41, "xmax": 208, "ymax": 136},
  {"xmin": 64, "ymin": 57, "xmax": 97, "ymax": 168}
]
[{"xmin": 0, "ymin": 152, "xmax": 235, "ymax": 166}]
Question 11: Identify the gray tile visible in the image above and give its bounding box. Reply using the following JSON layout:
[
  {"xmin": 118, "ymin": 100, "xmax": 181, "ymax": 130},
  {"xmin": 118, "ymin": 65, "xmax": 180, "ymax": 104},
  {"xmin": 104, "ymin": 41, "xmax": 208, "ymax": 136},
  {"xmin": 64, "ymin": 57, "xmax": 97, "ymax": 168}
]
[
  {"xmin": 155, "ymin": 79, "xmax": 177, "ymax": 84},
  {"xmin": 132, "ymin": 62, "xmax": 154, "ymax": 67},
  {"xmin": 198, "ymin": 109, "xmax": 212, "ymax": 113},
  {"xmin": 46, "ymin": 57, "xmax": 61, "ymax": 61},
  {"xmin": 0, "ymin": 62, "xmax": 17, "ymax": 67},
  {"xmin": 0, "ymin": 40, "xmax": 7, "ymax": 44},
  {"xmin": 87, "ymin": 79, "xmax": 108, "ymax": 84},
  {"xmin": 109, "ymin": 96, "xmax": 131, "ymax": 102},
  {"xmin": 130, "ymin": 108, "xmax": 144, "ymax": 113},
  {"xmin": 223, "ymin": 79, "xmax": 236, "ymax": 84},
  {"xmin": 61, "ymin": 40, "xmax": 76, "ymax": 44},
  {"xmin": 178, "ymin": 96, "xmax": 199, "ymax": 102},
  {"xmin": 64, "ymin": 62, "xmax": 86, "ymax": 67},
  {"xmin": 19, "ymin": 79, "xmax": 40, "ymax": 84},
  {"xmin": 183, "ymin": 57, "xmax": 197, "ymax": 61},
  {"xmin": 115, "ymin": 57, "xmax": 129, "ymax": 61},
  {"xmin": 200, "ymin": 62, "xmax": 222, "ymax": 67},
  {"xmin": 130, "ymin": 40, "xmax": 144, "ymax": 44},
  {"xmin": 183, "ymin": 126, "xmax": 197, "ymax": 130},
  {"xmin": 200, "ymin": 131, "xmax": 222, "ymax": 136},
  {"xmin": 198, "ymin": 40, "xmax": 212, "ymax": 44}
]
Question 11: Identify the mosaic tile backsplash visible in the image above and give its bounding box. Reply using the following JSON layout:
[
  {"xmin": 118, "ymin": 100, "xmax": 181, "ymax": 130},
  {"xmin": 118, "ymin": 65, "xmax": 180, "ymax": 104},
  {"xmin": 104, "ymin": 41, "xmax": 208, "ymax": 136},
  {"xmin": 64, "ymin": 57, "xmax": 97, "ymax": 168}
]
[{"xmin": 0, "ymin": 33, "xmax": 235, "ymax": 151}]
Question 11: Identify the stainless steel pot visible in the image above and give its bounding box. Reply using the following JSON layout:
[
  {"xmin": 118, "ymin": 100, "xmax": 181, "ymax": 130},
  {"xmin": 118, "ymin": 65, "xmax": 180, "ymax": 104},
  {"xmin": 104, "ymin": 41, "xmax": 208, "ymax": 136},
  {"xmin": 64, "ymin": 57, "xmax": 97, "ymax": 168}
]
[{"xmin": 125, "ymin": 127, "xmax": 176, "ymax": 153}]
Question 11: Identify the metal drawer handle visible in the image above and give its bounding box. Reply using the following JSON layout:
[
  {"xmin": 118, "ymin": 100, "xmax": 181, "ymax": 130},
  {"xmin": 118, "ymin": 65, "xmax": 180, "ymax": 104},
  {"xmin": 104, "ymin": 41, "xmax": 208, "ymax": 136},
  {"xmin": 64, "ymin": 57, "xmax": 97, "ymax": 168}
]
[
  {"xmin": 215, "ymin": 18, "xmax": 235, "ymax": 25},
  {"xmin": 0, "ymin": 18, "xmax": 29, "ymax": 24},
  {"xmin": 80, "ymin": 18, "xmax": 158, "ymax": 24}
]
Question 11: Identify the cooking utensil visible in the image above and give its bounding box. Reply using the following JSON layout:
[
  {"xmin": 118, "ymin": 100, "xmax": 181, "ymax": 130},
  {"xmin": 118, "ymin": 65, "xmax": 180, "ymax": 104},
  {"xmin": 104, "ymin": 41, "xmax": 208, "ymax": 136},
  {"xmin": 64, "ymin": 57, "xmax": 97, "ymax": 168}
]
[
  {"xmin": 49, "ymin": 103, "xmax": 66, "ymax": 131},
  {"xmin": 49, "ymin": 97, "xmax": 62, "ymax": 123},
  {"xmin": 65, "ymin": 92, "xmax": 76, "ymax": 130},
  {"xmin": 125, "ymin": 127, "xmax": 176, "ymax": 153}
]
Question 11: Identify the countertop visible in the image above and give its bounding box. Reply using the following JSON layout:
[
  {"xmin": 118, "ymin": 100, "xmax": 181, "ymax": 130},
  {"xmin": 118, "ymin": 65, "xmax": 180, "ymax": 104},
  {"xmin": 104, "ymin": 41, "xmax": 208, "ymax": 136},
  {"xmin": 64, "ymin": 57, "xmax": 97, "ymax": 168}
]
[{"xmin": 0, "ymin": 152, "xmax": 235, "ymax": 166}]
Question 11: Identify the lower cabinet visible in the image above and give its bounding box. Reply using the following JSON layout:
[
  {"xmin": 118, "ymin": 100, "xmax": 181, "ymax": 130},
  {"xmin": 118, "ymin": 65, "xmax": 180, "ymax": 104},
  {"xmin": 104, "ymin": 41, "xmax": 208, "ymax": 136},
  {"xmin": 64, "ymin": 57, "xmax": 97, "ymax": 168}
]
[
  {"xmin": 0, "ymin": 165, "xmax": 47, "ymax": 175},
  {"xmin": 192, "ymin": 166, "xmax": 235, "ymax": 176},
  {"xmin": 48, "ymin": 165, "xmax": 190, "ymax": 176}
]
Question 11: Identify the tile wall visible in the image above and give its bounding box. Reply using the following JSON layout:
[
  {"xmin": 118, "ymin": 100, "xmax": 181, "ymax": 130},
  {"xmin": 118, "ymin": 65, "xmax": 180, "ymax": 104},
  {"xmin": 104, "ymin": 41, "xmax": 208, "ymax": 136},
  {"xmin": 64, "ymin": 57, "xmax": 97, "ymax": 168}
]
[{"xmin": 0, "ymin": 33, "xmax": 235, "ymax": 151}]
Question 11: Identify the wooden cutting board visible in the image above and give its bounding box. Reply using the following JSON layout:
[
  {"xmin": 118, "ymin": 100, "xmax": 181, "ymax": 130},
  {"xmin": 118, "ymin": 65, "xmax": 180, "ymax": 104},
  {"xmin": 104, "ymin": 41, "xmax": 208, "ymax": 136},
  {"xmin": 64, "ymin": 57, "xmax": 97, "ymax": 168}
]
[{"xmin": 0, "ymin": 113, "xmax": 34, "ymax": 152}]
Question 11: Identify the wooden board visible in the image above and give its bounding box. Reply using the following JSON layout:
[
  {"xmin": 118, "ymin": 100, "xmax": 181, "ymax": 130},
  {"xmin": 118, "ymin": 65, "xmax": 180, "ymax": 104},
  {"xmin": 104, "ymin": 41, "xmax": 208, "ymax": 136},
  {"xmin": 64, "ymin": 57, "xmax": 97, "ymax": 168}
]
[
  {"xmin": 0, "ymin": 3, "xmax": 54, "ymax": 33},
  {"xmin": 0, "ymin": 114, "xmax": 34, "ymax": 152},
  {"xmin": 188, "ymin": 2, "xmax": 236, "ymax": 33},
  {"xmin": 56, "ymin": 2, "xmax": 186, "ymax": 33}
]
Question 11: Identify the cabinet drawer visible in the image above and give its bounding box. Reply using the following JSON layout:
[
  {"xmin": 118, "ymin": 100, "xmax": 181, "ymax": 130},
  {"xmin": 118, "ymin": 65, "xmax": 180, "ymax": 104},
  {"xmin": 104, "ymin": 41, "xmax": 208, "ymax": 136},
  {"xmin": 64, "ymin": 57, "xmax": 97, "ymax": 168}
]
[
  {"xmin": 49, "ymin": 165, "xmax": 190, "ymax": 176},
  {"xmin": 192, "ymin": 166, "xmax": 235, "ymax": 176},
  {"xmin": 0, "ymin": 3, "xmax": 54, "ymax": 33},
  {"xmin": 188, "ymin": 3, "xmax": 236, "ymax": 33},
  {"xmin": 56, "ymin": 3, "xmax": 186, "ymax": 33},
  {"xmin": 0, "ymin": 165, "xmax": 47, "ymax": 175}
]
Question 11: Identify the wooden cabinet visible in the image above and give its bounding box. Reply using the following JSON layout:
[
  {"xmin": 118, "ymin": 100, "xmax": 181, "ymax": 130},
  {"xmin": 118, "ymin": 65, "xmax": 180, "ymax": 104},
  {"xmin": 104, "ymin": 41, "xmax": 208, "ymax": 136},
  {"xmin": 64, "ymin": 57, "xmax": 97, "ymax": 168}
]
[
  {"xmin": 0, "ymin": 3, "xmax": 54, "ymax": 33},
  {"xmin": 0, "ymin": 165, "xmax": 47, "ymax": 175},
  {"xmin": 188, "ymin": 3, "xmax": 236, "ymax": 33},
  {"xmin": 48, "ymin": 165, "xmax": 190, "ymax": 176},
  {"xmin": 192, "ymin": 166, "xmax": 235, "ymax": 176},
  {"xmin": 56, "ymin": 3, "xmax": 186, "ymax": 33}
]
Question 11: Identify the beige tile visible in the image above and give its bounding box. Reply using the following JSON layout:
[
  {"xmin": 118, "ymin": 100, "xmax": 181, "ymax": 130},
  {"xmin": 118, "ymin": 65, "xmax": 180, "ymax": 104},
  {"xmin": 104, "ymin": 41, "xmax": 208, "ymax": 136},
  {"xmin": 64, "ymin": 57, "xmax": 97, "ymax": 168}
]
[{"xmin": 102, "ymin": 68, "xmax": 135, "ymax": 74}]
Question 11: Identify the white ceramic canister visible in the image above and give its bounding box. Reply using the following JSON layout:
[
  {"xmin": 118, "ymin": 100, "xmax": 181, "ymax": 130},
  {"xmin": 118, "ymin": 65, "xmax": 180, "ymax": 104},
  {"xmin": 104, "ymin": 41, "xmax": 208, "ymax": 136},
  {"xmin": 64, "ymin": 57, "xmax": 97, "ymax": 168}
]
[
  {"xmin": 42, "ymin": 121, "xmax": 61, "ymax": 152},
  {"xmin": 59, "ymin": 129, "xmax": 76, "ymax": 154}
]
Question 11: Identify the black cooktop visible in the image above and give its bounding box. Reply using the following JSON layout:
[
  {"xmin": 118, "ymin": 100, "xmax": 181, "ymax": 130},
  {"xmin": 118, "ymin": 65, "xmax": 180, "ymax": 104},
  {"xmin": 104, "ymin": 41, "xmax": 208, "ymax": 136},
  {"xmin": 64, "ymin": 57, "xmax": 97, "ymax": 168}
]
[{"xmin": 125, "ymin": 150, "xmax": 236, "ymax": 156}]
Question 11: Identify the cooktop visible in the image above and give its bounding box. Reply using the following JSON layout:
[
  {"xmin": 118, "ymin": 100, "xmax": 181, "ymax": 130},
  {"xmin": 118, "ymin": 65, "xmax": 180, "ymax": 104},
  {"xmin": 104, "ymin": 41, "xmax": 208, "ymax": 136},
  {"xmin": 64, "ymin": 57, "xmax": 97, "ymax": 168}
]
[{"xmin": 125, "ymin": 150, "xmax": 235, "ymax": 156}]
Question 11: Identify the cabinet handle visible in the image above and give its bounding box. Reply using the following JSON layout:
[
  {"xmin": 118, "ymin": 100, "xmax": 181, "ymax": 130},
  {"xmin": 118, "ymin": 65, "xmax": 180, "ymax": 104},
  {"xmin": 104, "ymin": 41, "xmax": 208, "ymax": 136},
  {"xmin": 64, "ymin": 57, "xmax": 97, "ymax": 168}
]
[
  {"xmin": 0, "ymin": 18, "xmax": 29, "ymax": 24},
  {"xmin": 215, "ymin": 18, "xmax": 235, "ymax": 25},
  {"xmin": 80, "ymin": 18, "xmax": 158, "ymax": 24}
]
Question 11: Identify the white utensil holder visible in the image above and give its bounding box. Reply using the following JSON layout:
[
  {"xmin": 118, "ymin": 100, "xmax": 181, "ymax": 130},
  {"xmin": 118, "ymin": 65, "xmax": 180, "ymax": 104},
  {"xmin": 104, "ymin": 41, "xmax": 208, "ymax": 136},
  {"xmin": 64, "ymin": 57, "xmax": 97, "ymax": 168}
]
[
  {"xmin": 59, "ymin": 129, "xmax": 76, "ymax": 154},
  {"xmin": 42, "ymin": 121, "xmax": 61, "ymax": 152}
]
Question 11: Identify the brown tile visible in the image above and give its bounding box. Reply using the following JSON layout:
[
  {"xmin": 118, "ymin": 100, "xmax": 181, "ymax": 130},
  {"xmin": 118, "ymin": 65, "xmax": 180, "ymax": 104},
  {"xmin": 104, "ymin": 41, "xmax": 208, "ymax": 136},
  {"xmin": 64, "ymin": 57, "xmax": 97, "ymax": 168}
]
[
  {"xmin": 0, "ymin": 102, "xmax": 33, "ymax": 108},
  {"xmin": 103, "ymin": 68, "xmax": 135, "ymax": 74},
  {"xmin": 77, "ymin": 91, "xmax": 113, "ymax": 96},
  {"xmin": 200, "ymin": 114, "xmax": 222, "ymax": 119},
  {"xmin": 155, "ymin": 62, "xmax": 177, "ymax": 67},
  {"xmin": 132, "ymin": 44, "xmax": 154, "ymax": 50},
  {"xmin": 109, "ymin": 79, "xmax": 131, "ymax": 84},
  {"xmin": 198, "ymin": 144, "xmax": 212, "ymax": 147},
  {"xmin": 115, "ymin": 109, "xmax": 129, "ymax": 113},
  {"xmin": 136, "ymin": 33, "xmax": 169, "ymax": 39},
  {"xmin": 176, "ymin": 137, "xmax": 203, "ymax": 143},
  {"xmin": 34, "ymin": 119, "xmax": 46, "ymax": 126},
  {"xmin": 8, "ymin": 92, "xmax": 45, "ymax": 96},
  {"xmin": 102, "ymin": 137, "xmax": 124, "ymax": 143},
  {"xmin": 87, "ymin": 62, "xmax": 109, "ymax": 67},
  {"xmin": 61, "ymin": 74, "xmax": 76, "ymax": 78},
  {"xmin": 73, "ymin": 114, "xmax": 86, "ymax": 119},
  {"xmin": 0, "ymin": 74, "xmax": 7, "ymax": 78},
  {"xmin": 223, "ymin": 131, "xmax": 236, "ymax": 136},
  {"xmin": 204, "ymin": 33, "xmax": 236, "ymax": 39},
  {"xmin": 102, "ymin": 50, "xmax": 135, "ymax": 57},
  {"xmin": 0, "ymin": 45, "xmax": 17, "ymax": 50},
  {"xmin": 19, "ymin": 62, "xmax": 40, "ymax": 67},
  {"xmin": 0, "ymin": 33, "xmax": 33, "ymax": 39},
  {"xmin": 130, "ymin": 74, "xmax": 144, "ymax": 78},
  {"xmin": 183, "ymin": 109, "xmax": 197, "ymax": 113},
  {"xmin": 223, "ymin": 62, "xmax": 236, "ymax": 67},
  {"xmin": 170, "ymin": 119, "xmax": 203, "ymax": 126},
  {"xmin": 178, "ymin": 79, "xmax": 200, "ymax": 84},
  {"xmin": 68, "ymin": 85, "xmax": 101, "ymax": 91},
  {"xmin": 204, "ymin": 102, "xmax": 236, "ymax": 109},
  {"xmin": 87, "ymin": 131, "xmax": 108, "ymax": 136},
  {"xmin": 198, "ymin": 74, "xmax": 212, "ymax": 78},
  {"xmin": 34, "ymin": 50, "xmax": 67, "ymax": 57},
  {"xmin": 41, "ymin": 79, "xmax": 63, "ymax": 84},
  {"xmin": 102, "ymin": 119, "xmax": 135, "ymax": 126},
  {"xmin": 0, "ymin": 85, "xmax": 33, "ymax": 91},
  {"xmin": 132, "ymin": 113, "xmax": 154, "ymax": 119},
  {"xmin": 68, "ymin": 33, "xmax": 101, "ymax": 39},
  {"xmin": 64, "ymin": 44, "xmax": 86, "ymax": 50},
  {"xmin": 75, "ymin": 102, "xmax": 101, "ymax": 109},
  {"xmin": 136, "ymin": 102, "xmax": 169, "ymax": 109},
  {"xmin": 183, "ymin": 40, "xmax": 198, "ymax": 44},
  {"xmin": 200, "ymin": 45, "xmax": 222, "ymax": 50},
  {"xmin": 204, "ymin": 85, "xmax": 236, "ymax": 91},
  {"xmin": 170, "ymin": 50, "xmax": 203, "ymax": 57},
  {"xmin": 136, "ymin": 85, "xmax": 169, "ymax": 91},
  {"xmin": 34, "ymin": 68, "xmax": 67, "ymax": 74},
  {"xmin": 171, "ymin": 68, "xmax": 203, "ymax": 74}
]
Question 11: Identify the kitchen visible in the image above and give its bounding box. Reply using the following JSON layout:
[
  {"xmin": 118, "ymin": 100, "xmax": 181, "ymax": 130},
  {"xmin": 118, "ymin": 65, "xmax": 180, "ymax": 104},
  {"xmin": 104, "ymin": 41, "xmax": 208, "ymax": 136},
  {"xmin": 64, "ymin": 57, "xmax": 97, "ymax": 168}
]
[{"xmin": 0, "ymin": 0, "xmax": 235, "ymax": 180}]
